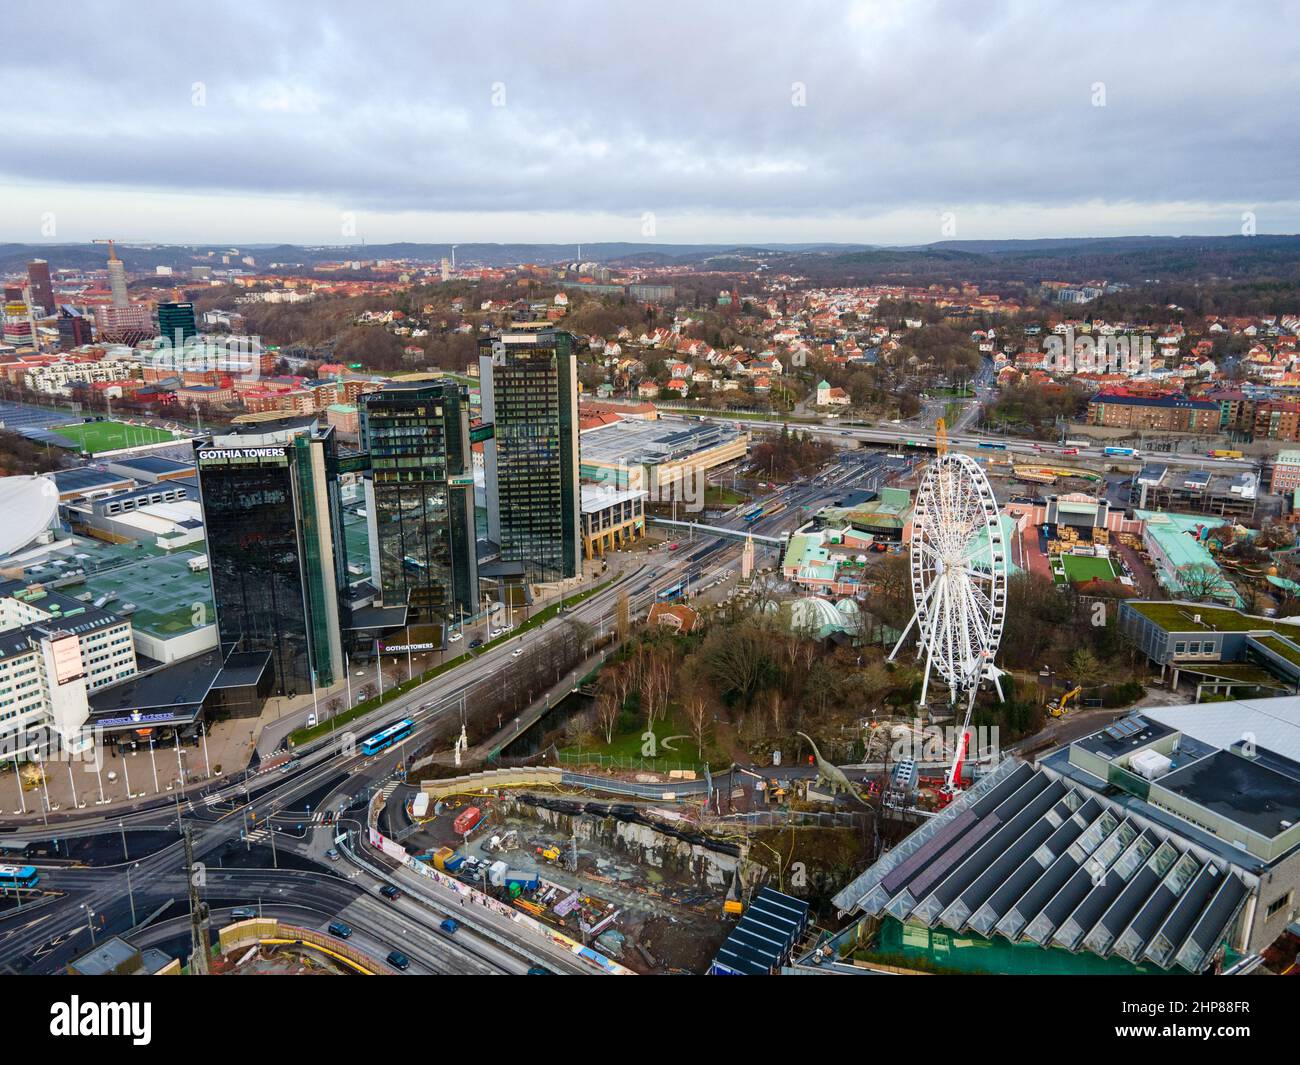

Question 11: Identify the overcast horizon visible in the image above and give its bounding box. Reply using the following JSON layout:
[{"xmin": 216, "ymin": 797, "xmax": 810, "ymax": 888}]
[{"xmin": 4, "ymin": 0, "xmax": 1298, "ymax": 247}]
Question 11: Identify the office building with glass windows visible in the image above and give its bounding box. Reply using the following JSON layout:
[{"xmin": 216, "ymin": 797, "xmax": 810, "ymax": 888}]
[
  {"xmin": 192, "ymin": 418, "xmax": 348, "ymax": 696},
  {"xmin": 157, "ymin": 301, "xmax": 197, "ymax": 347},
  {"xmin": 478, "ymin": 327, "xmax": 581, "ymax": 581},
  {"xmin": 360, "ymin": 378, "xmax": 479, "ymax": 626}
]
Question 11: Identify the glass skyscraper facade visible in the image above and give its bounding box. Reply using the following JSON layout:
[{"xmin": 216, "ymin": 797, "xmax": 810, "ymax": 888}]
[
  {"xmin": 479, "ymin": 327, "xmax": 581, "ymax": 580},
  {"xmin": 193, "ymin": 420, "xmax": 348, "ymax": 696},
  {"xmin": 157, "ymin": 301, "xmax": 197, "ymax": 346},
  {"xmin": 361, "ymin": 379, "xmax": 479, "ymax": 624}
]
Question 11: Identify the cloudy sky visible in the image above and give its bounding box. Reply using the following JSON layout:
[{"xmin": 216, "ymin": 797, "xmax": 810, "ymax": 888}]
[{"xmin": 3, "ymin": 0, "xmax": 1297, "ymax": 246}]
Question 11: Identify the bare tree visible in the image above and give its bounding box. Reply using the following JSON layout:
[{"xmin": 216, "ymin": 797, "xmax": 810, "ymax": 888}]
[
  {"xmin": 1179, "ymin": 564, "xmax": 1230, "ymax": 603},
  {"xmin": 595, "ymin": 689, "xmax": 620, "ymax": 745},
  {"xmin": 701, "ymin": 623, "xmax": 774, "ymax": 708},
  {"xmin": 685, "ymin": 691, "xmax": 711, "ymax": 758}
]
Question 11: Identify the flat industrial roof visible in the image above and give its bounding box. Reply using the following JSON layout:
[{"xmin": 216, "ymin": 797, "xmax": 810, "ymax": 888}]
[
  {"xmin": 106, "ymin": 455, "xmax": 195, "ymax": 475},
  {"xmin": 79, "ymin": 549, "xmax": 213, "ymax": 639},
  {"xmin": 579, "ymin": 417, "xmax": 742, "ymax": 465},
  {"xmin": 51, "ymin": 466, "xmax": 134, "ymax": 495},
  {"xmin": 1158, "ymin": 749, "xmax": 1300, "ymax": 840},
  {"xmin": 580, "ymin": 485, "xmax": 647, "ymax": 512},
  {"xmin": 1144, "ymin": 695, "xmax": 1300, "ymax": 765}
]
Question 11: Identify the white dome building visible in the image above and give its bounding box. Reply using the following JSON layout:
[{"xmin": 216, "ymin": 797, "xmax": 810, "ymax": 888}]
[
  {"xmin": 790, "ymin": 596, "xmax": 853, "ymax": 640},
  {"xmin": 0, "ymin": 475, "xmax": 59, "ymax": 561}
]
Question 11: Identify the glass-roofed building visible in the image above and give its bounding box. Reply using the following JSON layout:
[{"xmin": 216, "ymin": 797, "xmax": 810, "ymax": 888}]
[{"xmin": 813, "ymin": 696, "xmax": 1300, "ymax": 975}]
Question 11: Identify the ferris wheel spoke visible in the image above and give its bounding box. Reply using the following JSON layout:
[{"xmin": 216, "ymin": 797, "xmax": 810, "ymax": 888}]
[
  {"xmin": 968, "ymin": 581, "xmax": 996, "ymax": 622},
  {"xmin": 892, "ymin": 451, "xmax": 1006, "ymax": 710}
]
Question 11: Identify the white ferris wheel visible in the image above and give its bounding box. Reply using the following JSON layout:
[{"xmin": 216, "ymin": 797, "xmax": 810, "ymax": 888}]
[{"xmin": 890, "ymin": 445, "xmax": 1008, "ymax": 718}]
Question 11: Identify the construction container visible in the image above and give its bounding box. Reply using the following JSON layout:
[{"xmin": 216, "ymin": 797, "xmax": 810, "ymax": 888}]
[{"xmin": 453, "ymin": 806, "xmax": 483, "ymax": 835}]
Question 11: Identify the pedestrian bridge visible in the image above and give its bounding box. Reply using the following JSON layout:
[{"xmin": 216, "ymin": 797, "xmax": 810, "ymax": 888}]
[{"xmin": 648, "ymin": 517, "xmax": 785, "ymax": 546}]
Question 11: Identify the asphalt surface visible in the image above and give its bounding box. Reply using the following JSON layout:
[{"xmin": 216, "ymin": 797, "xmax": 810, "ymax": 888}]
[{"xmin": 0, "ymin": 437, "xmax": 1033, "ymax": 975}]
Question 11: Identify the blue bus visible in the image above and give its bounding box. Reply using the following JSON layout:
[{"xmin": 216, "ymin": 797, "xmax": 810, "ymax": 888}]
[
  {"xmin": 977, "ymin": 442, "xmax": 1006, "ymax": 450},
  {"xmin": 360, "ymin": 718, "xmax": 415, "ymax": 756},
  {"xmin": 657, "ymin": 582, "xmax": 685, "ymax": 602},
  {"xmin": 1103, "ymin": 446, "xmax": 1138, "ymax": 457},
  {"xmin": 0, "ymin": 865, "xmax": 39, "ymax": 890},
  {"xmin": 741, "ymin": 505, "xmax": 764, "ymax": 524}
]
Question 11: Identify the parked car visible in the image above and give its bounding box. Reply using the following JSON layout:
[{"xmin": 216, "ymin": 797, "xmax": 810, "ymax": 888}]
[
  {"xmin": 306, "ymin": 712, "xmax": 317, "ymax": 727},
  {"xmin": 448, "ymin": 632, "xmax": 463, "ymax": 642},
  {"xmin": 387, "ymin": 950, "xmax": 411, "ymax": 971},
  {"xmin": 230, "ymin": 907, "xmax": 257, "ymax": 920},
  {"xmin": 328, "ymin": 921, "xmax": 351, "ymax": 939},
  {"xmin": 490, "ymin": 627, "xmax": 504, "ymax": 638},
  {"xmin": 469, "ymin": 638, "xmax": 483, "ymax": 649},
  {"xmin": 439, "ymin": 918, "xmax": 459, "ymax": 935},
  {"xmin": 380, "ymin": 884, "xmax": 401, "ymax": 901}
]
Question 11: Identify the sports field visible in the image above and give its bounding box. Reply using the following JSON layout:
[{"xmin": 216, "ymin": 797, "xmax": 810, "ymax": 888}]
[
  {"xmin": 1057, "ymin": 553, "xmax": 1119, "ymax": 583},
  {"xmin": 51, "ymin": 420, "xmax": 181, "ymax": 454}
]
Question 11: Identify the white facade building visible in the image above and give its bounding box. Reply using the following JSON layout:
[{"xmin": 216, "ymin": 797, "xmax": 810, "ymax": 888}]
[{"xmin": 0, "ymin": 585, "xmax": 138, "ymax": 757}]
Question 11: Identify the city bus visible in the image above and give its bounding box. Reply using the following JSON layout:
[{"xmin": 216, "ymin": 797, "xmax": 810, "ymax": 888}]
[
  {"xmin": 742, "ymin": 505, "xmax": 765, "ymax": 524},
  {"xmin": 657, "ymin": 581, "xmax": 686, "ymax": 602},
  {"xmin": 1103, "ymin": 446, "xmax": 1138, "ymax": 457},
  {"xmin": 0, "ymin": 865, "xmax": 40, "ymax": 891},
  {"xmin": 977, "ymin": 442, "xmax": 1007, "ymax": 450},
  {"xmin": 359, "ymin": 718, "xmax": 415, "ymax": 756}
]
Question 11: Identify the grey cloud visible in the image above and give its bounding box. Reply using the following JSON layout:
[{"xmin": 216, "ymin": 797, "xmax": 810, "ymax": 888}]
[{"xmin": 3, "ymin": 0, "xmax": 1298, "ymax": 231}]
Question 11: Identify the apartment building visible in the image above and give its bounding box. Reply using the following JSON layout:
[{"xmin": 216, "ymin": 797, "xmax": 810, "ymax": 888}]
[{"xmin": 1087, "ymin": 391, "xmax": 1220, "ymax": 433}]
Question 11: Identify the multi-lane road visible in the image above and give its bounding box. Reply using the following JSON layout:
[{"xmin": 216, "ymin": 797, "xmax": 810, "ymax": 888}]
[
  {"xmin": 0, "ymin": 496, "xmax": 799, "ymax": 975},
  {"xmin": 691, "ymin": 399, "xmax": 1262, "ymax": 474},
  {"xmin": 0, "ymin": 441, "xmax": 918, "ymax": 976}
]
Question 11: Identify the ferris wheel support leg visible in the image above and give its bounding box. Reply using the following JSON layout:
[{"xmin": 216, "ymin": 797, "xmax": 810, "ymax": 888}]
[
  {"xmin": 888, "ymin": 608, "xmax": 920, "ymax": 663},
  {"xmin": 918, "ymin": 581, "xmax": 946, "ymax": 707}
]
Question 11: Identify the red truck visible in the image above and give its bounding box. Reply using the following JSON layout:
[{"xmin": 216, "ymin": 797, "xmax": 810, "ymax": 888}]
[{"xmin": 453, "ymin": 806, "xmax": 483, "ymax": 835}]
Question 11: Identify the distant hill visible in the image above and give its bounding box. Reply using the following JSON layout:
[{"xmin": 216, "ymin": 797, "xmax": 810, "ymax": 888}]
[
  {"xmin": 0, "ymin": 240, "xmax": 876, "ymax": 275},
  {"xmin": 794, "ymin": 235, "xmax": 1300, "ymax": 285},
  {"xmin": 4, "ymin": 234, "xmax": 1299, "ymax": 286}
]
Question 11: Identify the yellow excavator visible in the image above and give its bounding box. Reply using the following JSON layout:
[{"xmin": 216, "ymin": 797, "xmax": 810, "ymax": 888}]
[{"xmin": 1047, "ymin": 686, "xmax": 1082, "ymax": 718}]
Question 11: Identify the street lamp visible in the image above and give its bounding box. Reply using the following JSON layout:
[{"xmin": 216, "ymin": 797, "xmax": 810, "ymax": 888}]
[
  {"xmin": 126, "ymin": 862, "xmax": 140, "ymax": 926},
  {"xmin": 80, "ymin": 903, "xmax": 97, "ymax": 946}
]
